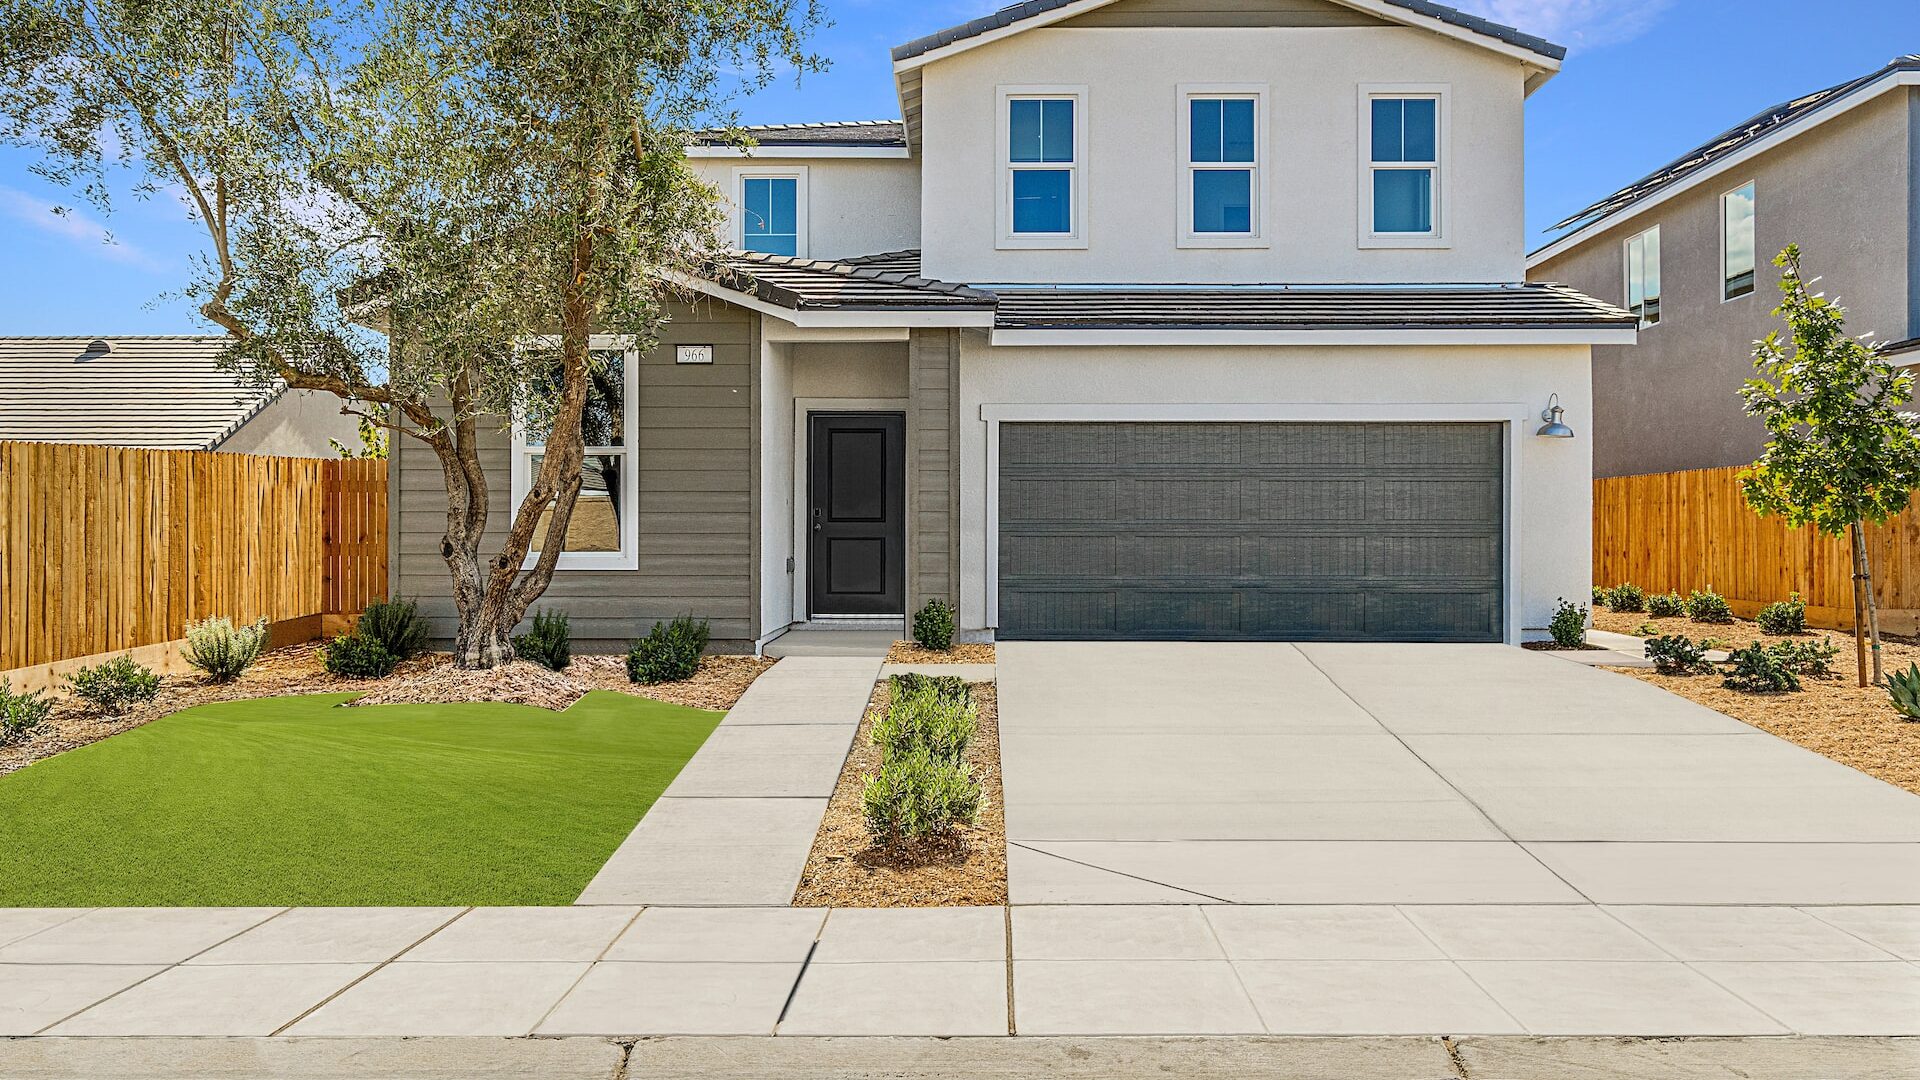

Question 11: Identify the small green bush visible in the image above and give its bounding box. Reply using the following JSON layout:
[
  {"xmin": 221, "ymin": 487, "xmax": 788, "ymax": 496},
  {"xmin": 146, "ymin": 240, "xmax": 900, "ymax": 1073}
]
[
  {"xmin": 626, "ymin": 615, "xmax": 709, "ymax": 684},
  {"xmin": 1686, "ymin": 589, "xmax": 1734, "ymax": 624},
  {"xmin": 1591, "ymin": 585, "xmax": 1608, "ymax": 605},
  {"xmin": 861, "ymin": 746, "xmax": 981, "ymax": 844},
  {"xmin": 1890, "ymin": 663, "xmax": 1920, "ymax": 720},
  {"xmin": 1633, "ymin": 621, "xmax": 1660, "ymax": 636},
  {"xmin": 182, "ymin": 616, "xmax": 269, "ymax": 682},
  {"xmin": 0, "ymin": 680, "xmax": 53, "ymax": 747},
  {"xmin": 1772, "ymin": 638, "xmax": 1838, "ymax": 677},
  {"xmin": 1647, "ymin": 591, "xmax": 1686, "ymax": 618},
  {"xmin": 322, "ymin": 633, "xmax": 396, "ymax": 679},
  {"xmin": 513, "ymin": 609, "xmax": 572, "ymax": 671},
  {"xmin": 888, "ymin": 672, "xmax": 970, "ymax": 708},
  {"xmin": 912, "ymin": 598, "xmax": 957, "ymax": 652},
  {"xmin": 64, "ymin": 655, "xmax": 161, "ymax": 714},
  {"xmin": 1756, "ymin": 593, "xmax": 1808, "ymax": 635},
  {"xmin": 1644, "ymin": 634, "xmax": 1712, "ymax": 675},
  {"xmin": 873, "ymin": 686, "xmax": 977, "ymax": 764},
  {"xmin": 1548, "ymin": 598, "xmax": 1587, "ymax": 649},
  {"xmin": 355, "ymin": 598, "xmax": 430, "ymax": 661},
  {"xmin": 1722, "ymin": 642, "xmax": 1800, "ymax": 693},
  {"xmin": 1605, "ymin": 583, "xmax": 1646, "ymax": 613}
]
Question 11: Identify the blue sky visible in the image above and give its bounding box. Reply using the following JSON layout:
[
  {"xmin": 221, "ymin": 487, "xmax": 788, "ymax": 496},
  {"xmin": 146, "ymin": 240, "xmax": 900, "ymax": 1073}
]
[{"xmin": 1, "ymin": 0, "xmax": 1915, "ymax": 334}]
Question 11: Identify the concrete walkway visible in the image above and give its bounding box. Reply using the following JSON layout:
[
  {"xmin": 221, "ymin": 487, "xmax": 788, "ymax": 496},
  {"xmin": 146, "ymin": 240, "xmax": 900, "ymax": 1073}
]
[
  {"xmin": 574, "ymin": 656, "xmax": 879, "ymax": 906},
  {"xmin": 997, "ymin": 642, "xmax": 1920, "ymax": 906}
]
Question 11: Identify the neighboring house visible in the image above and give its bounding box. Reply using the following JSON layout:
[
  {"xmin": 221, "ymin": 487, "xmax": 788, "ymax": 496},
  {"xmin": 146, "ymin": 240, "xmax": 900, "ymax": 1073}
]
[
  {"xmin": 1528, "ymin": 55, "xmax": 1920, "ymax": 479},
  {"xmin": 0, "ymin": 336, "xmax": 360, "ymax": 457},
  {"xmin": 389, "ymin": 0, "xmax": 1635, "ymax": 651}
]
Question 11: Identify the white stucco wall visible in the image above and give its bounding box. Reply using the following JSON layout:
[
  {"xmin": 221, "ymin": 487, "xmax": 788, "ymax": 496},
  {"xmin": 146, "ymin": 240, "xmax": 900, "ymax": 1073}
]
[
  {"xmin": 215, "ymin": 389, "xmax": 362, "ymax": 458},
  {"xmin": 690, "ymin": 157, "xmax": 922, "ymax": 262},
  {"xmin": 917, "ymin": 26, "xmax": 1529, "ymax": 285},
  {"xmin": 956, "ymin": 337, "xmax": 1593, "ymax": 641}
]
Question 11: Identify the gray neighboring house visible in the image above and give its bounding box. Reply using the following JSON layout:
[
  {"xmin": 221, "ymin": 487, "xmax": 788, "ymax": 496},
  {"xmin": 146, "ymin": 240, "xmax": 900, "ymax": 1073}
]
[
  {"xmin": 1528, "ymin": 55, "xmax": 1920, "ymax": 479},
  {"xmin": 0, "ymin": 336, "xmax": 359, "ymax": 456}
]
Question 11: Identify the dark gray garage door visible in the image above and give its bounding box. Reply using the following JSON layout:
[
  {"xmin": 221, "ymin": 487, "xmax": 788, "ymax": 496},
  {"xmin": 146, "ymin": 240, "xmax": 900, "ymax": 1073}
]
[{"xmin": 997, "ymin": 422, "xmax": 1504, "ymax": 641}]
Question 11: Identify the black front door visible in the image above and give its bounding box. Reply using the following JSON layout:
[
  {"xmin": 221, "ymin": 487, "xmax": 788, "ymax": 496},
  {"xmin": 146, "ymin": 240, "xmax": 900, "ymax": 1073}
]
[{"xmin": 809, "ymin": 412, "xmax": 905, "ymax": 617}]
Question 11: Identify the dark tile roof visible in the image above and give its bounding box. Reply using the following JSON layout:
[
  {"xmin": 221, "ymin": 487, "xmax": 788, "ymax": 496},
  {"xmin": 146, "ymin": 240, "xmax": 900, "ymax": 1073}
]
[
  {"xmin": 1546, "ymin": 55, "xmax": 1920, "ymax": 235},
  {"xmin": 709, "ymin": 251, "xmax": 994, "ymax": 310},
  {"xmin": 833, "ymin": 249, "xmax": 924, "ymax": 274},
  {"xmin": 893, "ymin": 0, "xmax": 1565, "ymax": 63},
  {"xmin": 0, "ymin": 336, "xmax": 283, "ymax": 450},
  {"xmin": 694, "ymin": 120, "xmax": 906, "ymax": 148},
  {"xmin": 990, "ymin": 283, "xmax": 1636, "ymax": 331}
]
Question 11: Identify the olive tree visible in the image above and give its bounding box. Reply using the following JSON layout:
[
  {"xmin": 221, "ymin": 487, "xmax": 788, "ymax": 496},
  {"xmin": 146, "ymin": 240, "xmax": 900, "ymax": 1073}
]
[
  {"xmin": 1740, "ymin": 245, "xmax": 1920, "ymax": 686},
  {"xmin": 0, "ymin": 0, "xmax": 820, "ymax": 667}
]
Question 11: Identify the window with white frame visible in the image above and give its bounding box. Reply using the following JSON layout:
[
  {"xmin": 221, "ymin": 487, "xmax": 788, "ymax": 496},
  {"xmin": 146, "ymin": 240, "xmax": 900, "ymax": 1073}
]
[
  {"xmin": 510, "ymin": 338, "xmax": 639, "ymax": 570},
  {"xmin": 1180, "ymin": 88, "xmax": 1264, "ymax": 244},
  {"xmin": 1366, "ymin": 93, "xmax": 1440, "ymax": 238},
  {"xmin": 736, "ymin": 169, "xmax": 806, "ymax": 257},
  {"xmin": 1722, "ymin": 181, "xmax": 1756, "ymax": 300},
  {"xmin": 1625, "ymin": 225, "xmax": 1661, "ymax": 328},
  {"xmin": 1001, "ymin": 91, "xmax": 1082, "ymax": 244}
]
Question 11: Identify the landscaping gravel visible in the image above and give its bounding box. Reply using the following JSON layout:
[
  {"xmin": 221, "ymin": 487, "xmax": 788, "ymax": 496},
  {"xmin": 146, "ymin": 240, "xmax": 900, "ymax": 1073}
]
[{"xmin": 885, "ymin": 641, "xmax": 996, "ymax": 665}]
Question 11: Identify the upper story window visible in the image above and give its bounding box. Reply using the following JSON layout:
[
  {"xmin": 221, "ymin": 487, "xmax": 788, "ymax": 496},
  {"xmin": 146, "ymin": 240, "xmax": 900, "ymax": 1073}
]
[
  {"xmin": 511, "ymin": 338, "xmax": 640, "ymax": 571},
  {"xmin": 735, "ymin": 167, "xmax": 808, "ymax": 257},
  {"xmin": 1722, "ymin": 181, "xmax": 1756, "ymax": 300},
  {"xmin": 1625, "ymin": 225, "xmax": 1661, "ymax": 328},
  {"xmin": 998, "ymin": 88, "xmax": 1086, "ymax": 248},
  {"xmin": 1363, "ymin": 89, "xmax": 1443, "ymax": 245},
  {"xmin": 1179, "ymin": 86, "xmax": 1266, "ymax": 248}
]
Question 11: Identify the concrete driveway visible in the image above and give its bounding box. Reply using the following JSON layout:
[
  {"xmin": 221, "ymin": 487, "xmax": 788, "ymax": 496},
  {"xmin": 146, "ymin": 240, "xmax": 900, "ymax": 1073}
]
[{"xmin": 997, "ymin": 642, "xmax": 1920, "ymax": 905}]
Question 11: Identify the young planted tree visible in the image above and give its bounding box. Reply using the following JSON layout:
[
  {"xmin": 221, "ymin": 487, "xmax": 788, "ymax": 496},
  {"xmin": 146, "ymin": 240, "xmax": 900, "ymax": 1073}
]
[
  {"xmin": 1739, "ymin": 245, "xmax": 1920, "ymax": 686},
  {"xmin": 0, "ymin": 0, "xmax": 820, "ymax": 666}
]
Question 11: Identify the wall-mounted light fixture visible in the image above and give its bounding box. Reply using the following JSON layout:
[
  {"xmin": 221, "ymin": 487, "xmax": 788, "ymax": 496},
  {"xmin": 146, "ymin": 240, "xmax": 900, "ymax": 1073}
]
[{"xmin": 1537, "ymin": 394, "xmax": 1575, "ymax": 439}]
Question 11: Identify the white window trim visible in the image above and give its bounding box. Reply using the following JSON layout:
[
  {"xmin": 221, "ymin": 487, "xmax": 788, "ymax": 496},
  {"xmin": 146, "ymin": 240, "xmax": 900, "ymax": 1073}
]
[
  {"xmin": 1720, "ymin": 180, "xmax": 1756, "ymax": 303},
  {"xmin": 1176, "ymin": 83, "xmax": 1269, "ymax": 249},
  {"xmin": 1624, "ymin": 225, "xmax": 1661, "ymax": 330},
  {"xmin": 732, "ymin": 165, "xmax": 810, "ymax": 258},
  {"xmin": 1357, "ymin": 83, "xmax": 1449, "ymax": 249},
  {"xmin": 996, "ymin": 85, "xmax": 1088, "ymax": 250},
  {"xmin": 510, "ymin": 334, "xmax": 641, "ymax": 571}
]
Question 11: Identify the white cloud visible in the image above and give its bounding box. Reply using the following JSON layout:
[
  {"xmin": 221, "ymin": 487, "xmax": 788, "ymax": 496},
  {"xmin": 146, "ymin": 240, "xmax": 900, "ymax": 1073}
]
[
  {"xmin": 1448, "ymin": 0, "xmax": 1675, "ymax": 52},
  {"xmin": 0, "ymin": 186, "xmax": 170, "ymax": 272}
]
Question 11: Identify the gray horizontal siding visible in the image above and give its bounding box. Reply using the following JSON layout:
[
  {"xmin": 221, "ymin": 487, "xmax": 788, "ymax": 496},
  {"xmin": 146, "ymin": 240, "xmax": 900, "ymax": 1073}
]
[{"xmin": 390, "ymin": 302, "xmax": 759, "ymax": 648}]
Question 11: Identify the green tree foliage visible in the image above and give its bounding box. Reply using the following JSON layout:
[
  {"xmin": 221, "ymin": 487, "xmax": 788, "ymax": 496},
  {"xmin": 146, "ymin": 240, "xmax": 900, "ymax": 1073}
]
[
  {"xmin": 0, "ymin": 0, "xmax": 821, "ymax": 667},
  {"xmin": 1739, "ymin": 245, "xmax": 1920, "ymax": 684}
]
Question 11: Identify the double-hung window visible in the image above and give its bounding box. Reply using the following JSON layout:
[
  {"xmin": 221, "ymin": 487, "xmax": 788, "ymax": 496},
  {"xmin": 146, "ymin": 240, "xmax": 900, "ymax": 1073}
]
[
  {"xmin": 736, "ymin": 168, "xmax": 807, "ymax": 257},
  {"xmin": 1364, "ymin": 90, "xmax": 1442, "ymax": 242},
  {"xmin": 1000, "ymin": 89, "xmax": 1084, "ymax": 246},
  {"xmin": 1722, "ymin": 181, "xmax": 1756, "ymax": 300},
  {"xmin": 1625, "ymin": 225, "xmax": 1661, "ymax": 328},
  {"xmin": 1180, "ymin": 87, "xmax": 1264, "ymax": 246},
  {"xmin": 510, "ymin": 337, "xmax": 640, "ymax": 571}
]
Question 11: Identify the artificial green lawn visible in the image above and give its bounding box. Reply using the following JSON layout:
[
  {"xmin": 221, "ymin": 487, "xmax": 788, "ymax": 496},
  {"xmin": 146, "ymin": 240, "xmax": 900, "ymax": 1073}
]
[{"xmin": 0, "ymin": 690, "xmax": 719, "ymax": 906}]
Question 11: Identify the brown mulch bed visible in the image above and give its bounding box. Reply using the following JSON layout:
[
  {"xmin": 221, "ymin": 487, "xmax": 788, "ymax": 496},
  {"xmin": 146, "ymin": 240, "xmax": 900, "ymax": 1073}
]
[
  {"xmin": 2, "ymin": 647, "xmax": 776, "ymax": 775},
  {"xmin": 1522, "ymin": 641, "xmax": 1604, "ymax": 651},
  {"xmin": 792, "ymin": 679, "xmax": 1007, "ymax": 908},
  {"xmin": 884, "ymin": 641, "xmax": 996, "ymax": 665},
  {"xmin": 1591, "ymin": 608, "xmax": 1920, "ymax": 797}
]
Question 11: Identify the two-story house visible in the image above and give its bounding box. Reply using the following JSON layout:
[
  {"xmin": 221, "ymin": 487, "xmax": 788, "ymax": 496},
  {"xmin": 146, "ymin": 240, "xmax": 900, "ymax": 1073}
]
[
  {"xmin": 1528, "ymin": 55, "xmax": 1920, "ymax": 479},
  {"xmin": 388, "ymin": 0, "xmax": 1635, "ymax": 651}
]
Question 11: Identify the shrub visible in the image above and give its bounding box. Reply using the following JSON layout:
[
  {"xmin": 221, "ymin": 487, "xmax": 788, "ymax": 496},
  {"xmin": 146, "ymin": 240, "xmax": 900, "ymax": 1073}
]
[
  {"xmin": 1591, "ymin": 585, "xmax": 1608, "ymax": 606},
  {"xmin": 1647, "ymin": 591, "xmax": 1686, "ymax": 618},
  {"xmin": 1633, "ymin": 620, "xmax": 1659, "ymax": 637},
  {"xmin": 1686, "ymin": 589, "xmax": 1734, "ymax": 624},
  {"xmin": 626, "ymin": 615, "xmax": 709, "ymax": 684},
  {"xmin": 513, "ymin": 609, "xmax": 572, "ymax": 671},
  {"xmin": 873, "ymin": 685, "xmax": 977, "ymax": 764},
  {"xmin": 911, "ymin": 598, "xmax": 957, "ymax": 652},
  {"xmin": 182, "ymin": 616, "xmax": 269, "ymax": 682},
  {"xmin": 1772, "ymin": 638, "xmax": 1838, "ymax": 677},
  {"xmin": 321, "ymin": 633, "xmax": 396, "ymax": 679},
  {"xmin": 1721, "ymin": 642, "xmax": 1800, "ymax": 693},
  {"xmin": 0, "ymin": 680, "xmax": 53, "ymax": 747},
  {"xmin": 64, "ymin": 655, "xmax": 161, "ymax": 714},
  {"xmin": 1547, "ymin": 598, "xmax": 1587, "ymax": 649},
  {"xmin": 1605, "ymin": 583, "xmax": 1646, "ymax": 613},
  {"xmin": 1644, "ymin": 635, "xmax": 1712, "ymax": 676},
  {"xmin": 1890, "ymin": 664, "xmax": 1920, "ymax": 720},
  {"xmin": 355, "ymin": 598, "xmax": 430, "ymax": 661},
  {"xmin": 888, "ymin": 672, "xmax": 970, "ymax": 708},
  {"xmin": 1756, "ymin": 593, "xmax": 1808, "ymax": 635},
  {"xmin": 861, "ymin": 747, "xmax": 981, "ymax": 844}
]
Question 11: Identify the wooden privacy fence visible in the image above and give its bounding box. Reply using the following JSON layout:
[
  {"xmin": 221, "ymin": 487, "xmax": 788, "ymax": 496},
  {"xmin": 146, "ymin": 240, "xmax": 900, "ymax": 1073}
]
[
  {"xmin": 1594, "ymin": 465, "xmax": 1920, "ymax": 634},
  {"xmin": 0, "ymin": 441, "xmax": 387, "ymax": 673}
]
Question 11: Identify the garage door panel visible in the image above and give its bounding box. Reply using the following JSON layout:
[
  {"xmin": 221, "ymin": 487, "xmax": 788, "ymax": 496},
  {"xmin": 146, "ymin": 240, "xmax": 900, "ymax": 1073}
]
[{"xmin": 998, "ymin": 422, "xmax": 1503, "ymax": 642}]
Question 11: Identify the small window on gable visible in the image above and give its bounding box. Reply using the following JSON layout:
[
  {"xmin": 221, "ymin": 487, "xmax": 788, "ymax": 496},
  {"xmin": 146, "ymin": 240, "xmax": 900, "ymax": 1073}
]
[
  {"xmin": 1182, "ymin": 91, "xmax": 1262, "ymax": 244},
  {"xmin": 1722, "ymin": 181, "xmax": 1756, "ymax": 300},
  {"xmin": 1625, "ymin": 225, "xmax": 1661, "ymax": 328},
  {"xmin": 1367, "ymin": 94, "xmax": 1440, "ymax": 237},
  {"xmin": 741, "ymin": 175, "xmax": 800, "ymax": 256}
]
